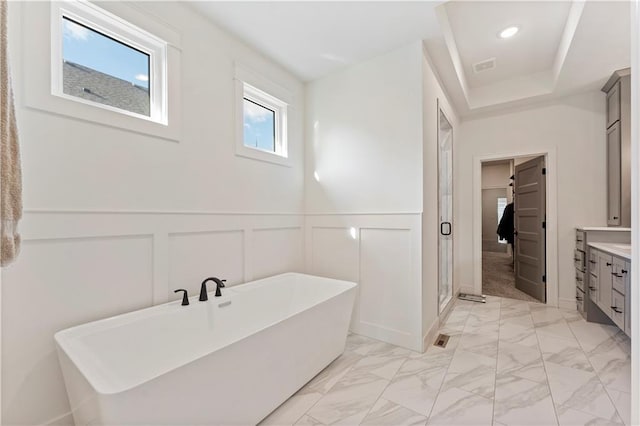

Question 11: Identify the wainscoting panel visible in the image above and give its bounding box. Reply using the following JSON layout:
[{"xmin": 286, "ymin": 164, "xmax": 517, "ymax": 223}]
[
  {"xmin": 1, "ymin": 210, "xmax": 304, "ymax": 425},
  {"xmin": 359, "ymin": 228, "xmax": 414, "ymax": 338},
  {"xmin": 168, "ymin": 230, "xmax": 245, "ymax": 299},
  {"xmin": 252, "ymin": 227, "xmax": 304, "ymax": 280},
  {"xmin": 305, "ymin": 214, "xmax": 422, "ymax": 351},
  {"xmin": 310, "ymin": 227, "xmax": 359, "ymax": 282},
  {"xmin": 2, "ymin": 235, "xmax": 154, "ymax": 426}
]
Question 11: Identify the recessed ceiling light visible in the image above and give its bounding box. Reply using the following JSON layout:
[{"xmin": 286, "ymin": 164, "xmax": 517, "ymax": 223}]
[{"xmin": 499, "ymin": 26, "xmax": 519, "ymax": 39}]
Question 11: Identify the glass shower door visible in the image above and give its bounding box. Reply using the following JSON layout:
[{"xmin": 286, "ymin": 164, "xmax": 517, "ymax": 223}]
[{"xmin": 438, "ymin": 106, "xmax": 453, "ymax": 313}]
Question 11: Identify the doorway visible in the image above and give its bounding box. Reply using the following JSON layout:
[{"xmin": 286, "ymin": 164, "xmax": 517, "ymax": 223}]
[{"xmin": 480, "ymin": 156, "xmax": 547, "ymax": 303}]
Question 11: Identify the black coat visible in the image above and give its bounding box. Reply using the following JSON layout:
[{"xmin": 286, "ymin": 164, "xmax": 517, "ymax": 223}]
[{"xmin": 497, "ymin": 202, "xmax": 514, "ymax": 245}]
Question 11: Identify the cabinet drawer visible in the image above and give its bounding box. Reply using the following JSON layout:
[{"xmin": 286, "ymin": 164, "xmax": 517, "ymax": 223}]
[
  {"xmin": 575, "ymin": 269, "xmax": 585, "ymax": 292},
  {"xmin": 612, "ymin": 257, "xmax": 626, "ymax": 295},
  {"xmin": 588, "ymin": 250, "xmax": 598, "ymax": 275},
  {"xmin": 575, "ymin": 231, "xmax": 586, "ymax": 251},
  {"xmin": 574, "ymin": 250, "xmax": 585, "ymax": 272},
  {"xmin": 576, "ymin": 288, "xmax": 585, "ymax": 313},
  {"xmin": 606, "ymin": 80, "xmax": 621, "ymax": 129},
  {"xmin": 611, "ymin": 290, "xmax": 625, "ymax": 330},
  {"xmin": 589, "ymin": 273, "xmax": 598, "ymax": 302}
]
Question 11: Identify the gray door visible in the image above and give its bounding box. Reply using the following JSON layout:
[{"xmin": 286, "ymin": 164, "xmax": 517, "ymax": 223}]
[
  {"xmin": 482, "ymin": 188, "xmax": 508, "ymax": 253},
  {"xmin": 514, "ymin": 156, "xmax": 546, "ymax": 302}
]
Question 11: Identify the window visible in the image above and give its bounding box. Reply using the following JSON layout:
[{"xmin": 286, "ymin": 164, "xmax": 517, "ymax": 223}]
[
  {"xmin": 235, "ymin": 65, "xmax": 291, "ymax": 166},
  {"xmin": 242, "ymin": 83, "xmax": 287, "ymax": 157},
  {"xmin": 497, "ymin": 197, "xmax": 508, "ymax": 243},
  {"xmin": 51, "ymin": 1, "xmax": 167, "ymax": 123}
]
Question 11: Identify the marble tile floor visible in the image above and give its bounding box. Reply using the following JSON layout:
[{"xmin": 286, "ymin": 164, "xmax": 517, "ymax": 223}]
[{"xmin": 260, "ymin": 296, "xmax": 631, "ymax": 426}]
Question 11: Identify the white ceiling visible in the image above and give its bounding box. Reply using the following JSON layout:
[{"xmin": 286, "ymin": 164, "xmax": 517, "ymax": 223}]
[
  {"xmin": 445, "ymin": 1, "xmax": 572, "ymax": 89},
  {"xmin": 189, "ymin": 1, "xmax": 631, "ymax": 117},
  {"xmin": 190, "ymin": 1, "xmax": 444, "ymax": 82}
]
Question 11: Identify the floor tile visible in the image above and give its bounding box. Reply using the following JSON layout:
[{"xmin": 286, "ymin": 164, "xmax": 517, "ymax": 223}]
[
  {"xmin": 301, "ymin": 351, "xmax": 363, "ymax": 395},
  {"xmin": 493, "ymin": 374, "xmax": 558, "ymax": 425},
  {"xmin": 382, "ymin": 354, "xmax": 450, "ymax": 414},
  {"xmin": 261, "ymin": 392, "xmax": 323, "ymax": 426},
  {"xmin": 497, "ymin": 341, "xmax": 546, "ymax": 383},
  {"xmin": 606, "ymin": 388, "xmax": 631, "ymax": 426},
  {"xmin": 306, "ymin": 371, "xmax": 389, "ymax": 425},
  {"xmin": 545, "ymin": 362, "xmax": 619, "ymax": 421},
  {"xmin": 294, "ymin": 415, "xmax": 324, "ymax": 426},
  {"xmin": 441, "ymin": 349, "xmax": 496, "ymax": 399},
  {"xmin": 499, "ymin": 323, "xmax": 538, "ymax": 348},
  {"xmin": 360, "ymin": 398, "xmax": 427, "ymax": 426},
  {"xmin": 556, "ymin": 405, "xmax": 624, "ymax": 426},
  {"xmin": 537, "ymin": 333, "xmax": 593, "ymax": 372},
  {"xmin": 279, "ymin": 296, "xmax": 630, "ymax": 426},
  {"xmin": 350, "ymin": 342, "xmax": 411, "ymax": 380},
  {"xmin": 426, "ymin": 387, "xmax": 493, "ymax": 426}
]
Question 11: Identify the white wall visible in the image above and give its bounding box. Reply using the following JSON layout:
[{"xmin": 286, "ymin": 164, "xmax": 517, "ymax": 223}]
[
  {"xmin": 4, "ymin": 2, "xmax": 305, "ymax": 425},
  {"xmin": 305, "ymin": 42, "xmax": 425, "ymax": 350},
  {"xmin": 420, "ymin": 45, "xmax": 460, "ymax": 343},
  {"xmin": 456, "ymin": 91, "xmax": 607, "ymax": 307},
  {"xmin": 482, "ymin": 163, "xmax": 511, "ymax": 189}
]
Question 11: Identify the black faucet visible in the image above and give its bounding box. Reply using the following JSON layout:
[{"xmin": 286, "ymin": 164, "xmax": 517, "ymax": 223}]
[
  {"xmin": 174, "ymin": 289, "xmax": 189, "ymax": 306},
  {"xmin": 200, "ymin": 277, "xmax": 227, "ymax": 300}
]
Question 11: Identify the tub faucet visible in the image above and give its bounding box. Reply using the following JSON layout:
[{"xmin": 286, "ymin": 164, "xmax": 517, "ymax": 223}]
[
  {"xmin": 200, "ymin": 277, "xmax": 226, "ymax": 301},
  {"xmin": 174, "ymin": 289, "xmax": 189, "ymax": 306}
]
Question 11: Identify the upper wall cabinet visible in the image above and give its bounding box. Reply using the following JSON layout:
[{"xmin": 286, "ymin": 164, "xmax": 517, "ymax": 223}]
[{"xmin": 601, "ymin": 69, "xmax": 631, "ymax": 227}]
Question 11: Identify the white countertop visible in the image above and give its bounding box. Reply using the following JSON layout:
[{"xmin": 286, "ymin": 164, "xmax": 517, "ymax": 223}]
[
  {"xmin": 578, "ymin": 227, "xmax": 632, "ymax": 232},
  {"xmin": 588, "ymin": 242, "xmax": 632, "ymax": 260}
]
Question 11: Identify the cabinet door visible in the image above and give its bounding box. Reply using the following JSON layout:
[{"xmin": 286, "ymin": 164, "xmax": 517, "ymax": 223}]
[
  {"xmin": 624, "ymin": 261, "xmax": 631, "ymax": 336},
  {"xmin": 611, "ymin": 290, "xmax": 625, "ymax": 330},
  {"xmin": 606, "ymin": 80, "xmax": 620, "ymax": 129},
  {"xmin": 589, "ymin": 273, "xmax": 598, "ymax": 303},
  {"xmin": 588, "ymin": 249, "xmax": 598, "ymax": 276},
  {"xmin": 607, "ymin": 122, "xmax": 621, "ymax": 226},
  {"xmin": 612, "ymin": 257, "xmax": 626, "ymax": 294},
  {"xmin": 597, "ymin": 252, "xmax": 613, "ymax": 314}
]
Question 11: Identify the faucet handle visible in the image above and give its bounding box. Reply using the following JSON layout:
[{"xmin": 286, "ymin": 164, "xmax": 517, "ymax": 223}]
[
  {"xmin": 174, "ymin": 289, "xmax": 189, "ymax": 306},
  {"xmin": 219, "ymin": 279, "xmax": 226, "ymax": 288}
]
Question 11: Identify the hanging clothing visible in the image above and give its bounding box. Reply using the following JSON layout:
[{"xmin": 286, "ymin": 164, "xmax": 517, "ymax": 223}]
[{"xmin": 497, "ymin": 202, "xmax": 514, "ymax": 245}]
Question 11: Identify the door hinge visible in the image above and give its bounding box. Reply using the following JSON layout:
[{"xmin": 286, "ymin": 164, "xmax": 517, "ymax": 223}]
[
  {"xmin": 542, "ymin": 167, "xmax": 547, "ymax": 175},
  {"xmin": 542, "ymin": 275, "xmax": 546, "ymax": 283},
  {"xmin": 542, "ymin": 221, "xmax": 546, "ymax": 229}
]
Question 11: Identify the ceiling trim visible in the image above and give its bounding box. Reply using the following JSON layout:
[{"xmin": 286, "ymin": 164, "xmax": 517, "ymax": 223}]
[{"xmin": 435, "ymin": 0, "xmax": 586, "ymax": 112}]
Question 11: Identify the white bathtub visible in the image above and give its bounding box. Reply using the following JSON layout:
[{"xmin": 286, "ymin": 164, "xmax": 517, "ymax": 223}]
[{"xmin": 55, "ymin": 273, "xmax": 357, "ymax": 426}]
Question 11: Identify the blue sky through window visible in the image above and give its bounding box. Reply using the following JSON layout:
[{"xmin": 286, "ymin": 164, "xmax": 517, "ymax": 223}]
[
  {"xmin": 62, "ymin": 17, "xmax": 149, "ymax": 89},
  {"xmin": 243, "ymin": 98, "xmax": 276, "ymax": 152}
]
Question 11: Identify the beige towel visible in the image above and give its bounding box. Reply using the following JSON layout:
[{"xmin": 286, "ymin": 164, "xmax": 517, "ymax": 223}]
[{"xmin": 1, "ymin": 0, "xmax": 23, "ymax": 267}]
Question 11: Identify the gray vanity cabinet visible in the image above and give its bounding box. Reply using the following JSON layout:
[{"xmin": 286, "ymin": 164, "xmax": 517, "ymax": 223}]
[
  {"xmin": 607, "ymin": 122, "xmax": 621, "ymax": 226},
  {"xmin": 602, "ymin": 69, "xmax": 630, "ymax": 227}
]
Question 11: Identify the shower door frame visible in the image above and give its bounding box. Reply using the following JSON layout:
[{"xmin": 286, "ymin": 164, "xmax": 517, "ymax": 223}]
[{"xmin": 437, "ymin": 100, "xmax": 454, "ymax": 315}]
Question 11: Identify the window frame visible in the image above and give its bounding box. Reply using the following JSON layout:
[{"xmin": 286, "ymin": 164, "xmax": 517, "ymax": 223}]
[
  {"xmin": 51, "ymin": 0, "xmax": 168, "ymax": 124},
  {"xmin": 235, "ymin": 65, "xmax": 291, "ymax": 167}
]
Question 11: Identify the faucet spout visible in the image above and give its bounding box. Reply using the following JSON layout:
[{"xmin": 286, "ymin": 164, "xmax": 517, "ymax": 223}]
[{"xmin": 200, "ymin": 277, "xmax": 227, "ymax": 300}]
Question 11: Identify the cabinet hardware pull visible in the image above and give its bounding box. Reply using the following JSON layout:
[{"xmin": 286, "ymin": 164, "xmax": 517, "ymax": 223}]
[
  {"xmin": 576, "ymin": 239, "xmax": 583, "ymax": 242},
  {"xmin": 606, "ymin": 262, "xmax": 612, "ymax": 266},
  {"xmin": 613, "ymin": 216, "xmax": 619, "ymax": 220},
  {"xmin": 612, "ymin": 273, "xmax": 623, "ymax": 277},
  {"xmin": 622, "ymin": 269, "xmax": 628, "ymax": 274},
  {"xmin": 576, "ymin": 277, "xmax": 583, "ymax": 281},
  {"xmin": 589, "ymin": 286, "xmax": 596, "ymax": 290},
  {"xmin": 611, "ymin": 306, "xmax": 623, "ymax": 314},
  {"xmin": 574, "ymin": 258, "xmax": 581, "ymax": 262},
  {"xmin": 576, "ymin": 296, "xmax": 583, "ymax": 301},
  {"xmin": 589, "ymin": 260, "xmax": 597, "ymax": 264}
]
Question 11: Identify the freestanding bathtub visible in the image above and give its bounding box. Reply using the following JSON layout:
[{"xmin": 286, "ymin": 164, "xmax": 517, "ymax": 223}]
[{"xmin": 55, "ymin": 273, "xmax": 357, "ymax": 425}]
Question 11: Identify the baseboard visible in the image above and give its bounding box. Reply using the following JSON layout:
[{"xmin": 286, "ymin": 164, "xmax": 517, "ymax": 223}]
[
  {"xmin": 422, "ymin": 318, "xmax": 441, "ymax": 353},
  {"xmin": 558, "ymin": 298, "xmax": 577, "ymax": 310}
]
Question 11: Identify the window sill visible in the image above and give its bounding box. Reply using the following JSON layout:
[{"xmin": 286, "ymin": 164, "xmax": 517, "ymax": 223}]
[{"xmin": 235, "ymin": 144, "xmax": 292, "ymax": 167}]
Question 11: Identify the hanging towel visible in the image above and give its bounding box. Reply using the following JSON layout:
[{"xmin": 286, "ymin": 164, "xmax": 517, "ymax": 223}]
[{"xmin": 0, "ymin": 0, "xmax": 23, "ymax": 267}]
